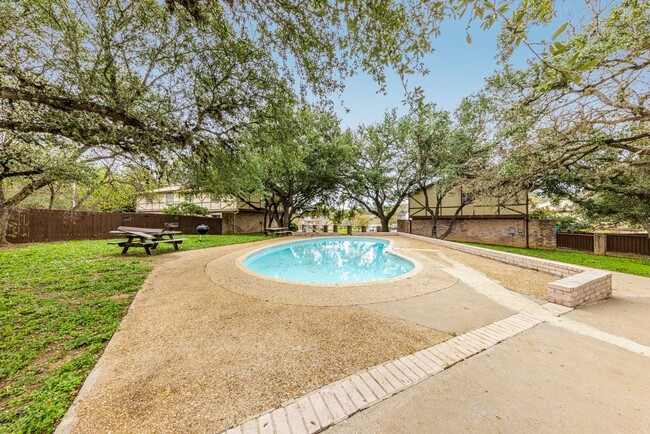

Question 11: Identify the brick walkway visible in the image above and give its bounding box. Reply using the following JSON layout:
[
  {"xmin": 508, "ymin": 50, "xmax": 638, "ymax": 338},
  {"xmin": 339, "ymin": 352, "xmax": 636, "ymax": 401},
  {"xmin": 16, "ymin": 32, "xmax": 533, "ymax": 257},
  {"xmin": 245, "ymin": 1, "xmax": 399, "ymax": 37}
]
[{"xmin": 223, "ymin": 313, "xmax": 543, "ymax": 434}]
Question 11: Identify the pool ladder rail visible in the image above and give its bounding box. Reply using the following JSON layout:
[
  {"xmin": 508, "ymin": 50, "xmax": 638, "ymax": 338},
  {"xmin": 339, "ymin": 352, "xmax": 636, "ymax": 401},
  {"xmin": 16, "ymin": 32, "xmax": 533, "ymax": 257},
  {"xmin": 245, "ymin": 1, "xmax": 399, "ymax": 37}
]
[{"xmin": 301, "ymin": 226, "xmax": 317, "ymax": 238}]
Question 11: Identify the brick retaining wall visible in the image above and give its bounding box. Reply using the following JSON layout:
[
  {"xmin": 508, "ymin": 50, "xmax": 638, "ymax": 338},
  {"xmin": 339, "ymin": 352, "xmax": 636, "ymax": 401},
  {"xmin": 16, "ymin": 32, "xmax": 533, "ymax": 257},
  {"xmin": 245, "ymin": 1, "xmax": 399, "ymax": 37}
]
[
  {"xmin": 547, "ymin": 271, "xmax": 612, "ymax": 307},
  {"xmin": 398, "ymin": 232, "xmax": 612, "ymax": 308}
]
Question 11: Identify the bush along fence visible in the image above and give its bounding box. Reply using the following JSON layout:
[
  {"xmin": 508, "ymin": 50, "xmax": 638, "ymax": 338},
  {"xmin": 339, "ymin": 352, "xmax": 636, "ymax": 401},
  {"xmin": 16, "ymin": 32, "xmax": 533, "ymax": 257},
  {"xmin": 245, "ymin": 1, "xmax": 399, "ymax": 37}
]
[{"xmin": 7, "ymin": 208, "xmax": 223, "ymax": 243}]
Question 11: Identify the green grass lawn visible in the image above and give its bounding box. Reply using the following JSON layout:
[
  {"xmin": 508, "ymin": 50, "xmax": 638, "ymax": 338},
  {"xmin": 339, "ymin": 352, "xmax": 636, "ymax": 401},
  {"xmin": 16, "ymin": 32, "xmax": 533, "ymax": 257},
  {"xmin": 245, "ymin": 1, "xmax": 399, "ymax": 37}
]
[
  {"xmin": 0, "ymin": 234, "xmax": 271, "ymax": 433},
  {"xmin": 464, "ymin": 243, "xmax": 650, "ymax": 277}
]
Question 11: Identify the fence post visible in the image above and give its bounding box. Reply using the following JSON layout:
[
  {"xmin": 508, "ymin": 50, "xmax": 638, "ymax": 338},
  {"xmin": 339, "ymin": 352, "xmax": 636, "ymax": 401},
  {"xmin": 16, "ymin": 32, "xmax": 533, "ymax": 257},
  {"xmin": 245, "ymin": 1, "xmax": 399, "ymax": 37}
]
[{"xmin": 594, "ymin": 232, "xmax": 607, "ymax": 255}]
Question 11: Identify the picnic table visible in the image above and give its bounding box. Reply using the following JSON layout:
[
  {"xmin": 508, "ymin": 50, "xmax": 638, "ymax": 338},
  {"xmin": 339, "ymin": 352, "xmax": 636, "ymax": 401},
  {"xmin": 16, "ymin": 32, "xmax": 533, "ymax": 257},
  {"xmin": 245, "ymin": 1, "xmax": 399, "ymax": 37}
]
[
  {"xmin": 265, "ymin": 227, "xmax": 293, "ymax": 236},
  {"xmin": 108, "ymin": 226, "xmax": 188, "ymax": 255}
]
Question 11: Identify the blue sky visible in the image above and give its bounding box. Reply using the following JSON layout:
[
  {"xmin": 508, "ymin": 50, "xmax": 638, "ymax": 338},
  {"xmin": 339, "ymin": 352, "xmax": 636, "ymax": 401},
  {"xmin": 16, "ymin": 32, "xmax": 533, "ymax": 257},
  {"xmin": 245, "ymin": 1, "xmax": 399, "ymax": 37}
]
[{"xmin": 332, "ymin": 13, "xmax": 566, "ymax": 130}]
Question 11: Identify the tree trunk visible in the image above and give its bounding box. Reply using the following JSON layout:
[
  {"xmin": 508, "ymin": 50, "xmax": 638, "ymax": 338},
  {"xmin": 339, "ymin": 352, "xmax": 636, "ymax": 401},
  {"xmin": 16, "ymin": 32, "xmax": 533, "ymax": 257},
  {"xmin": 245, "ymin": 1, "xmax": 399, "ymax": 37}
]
[
  {"xmin": 0, "ymin": 182, "xmax": 10, "ymax": 245},
  {"xmin": 380, "ymin": 217, "xmax": 389, "ymax": 232},
  {"xmin": 420, "ymin": 183, "xmax": 445, "ymax": 239},
  {"xmin": 48, "ymin": 184, "xmax": 56, "ymax": 210},
  {"xmin": 420, "ymin": 184, "xmax": 433, "ymax": 237},
  {"xmin": 636, "ymin": 216, "xmax": 650, "ymax": 238},
  {"xmin": 0, "ymin": 205, "xmax": 9, "ymax": 245},
  {"xmin": 438, "ymin": 205, "xmax": 466, "ymax": 239},
  {"xmin": 281, "ymin": 201, "xmax": 292, "ymax": 228},
  {"xmin": 431, "ymin": 194, "xmax": 443, "ymax": 238}
]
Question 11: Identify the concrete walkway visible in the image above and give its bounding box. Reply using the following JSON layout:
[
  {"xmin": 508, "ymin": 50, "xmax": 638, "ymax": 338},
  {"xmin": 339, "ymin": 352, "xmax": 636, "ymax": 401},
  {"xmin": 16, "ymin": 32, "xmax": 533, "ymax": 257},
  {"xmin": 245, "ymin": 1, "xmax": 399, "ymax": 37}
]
[
  {"xmin": 331, "ymin": 261, "xmax": 650, "ymax": 433},
  {"xmin": 328, "ymin": 323, "xmax": 650, "ymax": 434}
]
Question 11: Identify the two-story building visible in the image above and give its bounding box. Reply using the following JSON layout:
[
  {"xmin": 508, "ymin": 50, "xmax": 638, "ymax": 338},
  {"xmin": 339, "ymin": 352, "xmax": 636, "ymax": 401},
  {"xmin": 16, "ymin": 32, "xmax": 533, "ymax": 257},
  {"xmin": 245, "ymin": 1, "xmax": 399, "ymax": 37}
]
[
  {"xmin": 136, "ymin": 186, "xmax": 267, "ymax": 234},
  {"xmin": 404, "ymin": 185, "xmax": 556, "ymax": 249}
]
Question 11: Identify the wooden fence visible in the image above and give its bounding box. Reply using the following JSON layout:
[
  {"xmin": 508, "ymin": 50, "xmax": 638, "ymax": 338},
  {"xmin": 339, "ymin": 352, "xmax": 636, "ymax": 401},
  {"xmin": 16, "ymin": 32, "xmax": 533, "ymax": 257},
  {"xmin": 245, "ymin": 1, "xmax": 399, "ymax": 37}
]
[
  {"xmin": 607, "ymin": 233, "xmax": 650, "ymax": 256},
  {"xmin": 7, "ymin": 209, "xmax": 223, "ymax": 243},
  {"xmin": 556, "ymin": 232, "xmax": 594, "ymax": 252},
  {"xmin": 557, "ymin": 231, "xmax": 650, "ymax": 257}
]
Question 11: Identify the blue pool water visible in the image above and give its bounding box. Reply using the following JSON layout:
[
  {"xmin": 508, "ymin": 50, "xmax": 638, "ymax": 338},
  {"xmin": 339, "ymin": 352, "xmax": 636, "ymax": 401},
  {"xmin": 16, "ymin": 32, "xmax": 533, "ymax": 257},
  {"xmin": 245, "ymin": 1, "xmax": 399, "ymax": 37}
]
[{"xmin": 242, "ymin": 237, "xmax": 414, "ymax": 284}]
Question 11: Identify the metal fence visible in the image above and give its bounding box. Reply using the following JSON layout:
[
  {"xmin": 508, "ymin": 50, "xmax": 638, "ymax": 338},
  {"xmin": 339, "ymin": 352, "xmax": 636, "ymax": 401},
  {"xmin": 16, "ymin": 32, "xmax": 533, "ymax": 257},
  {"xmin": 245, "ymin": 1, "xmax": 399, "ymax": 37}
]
[
  {"xmin": 7, "ymin": 209, "xmax": 223, "ymax": 243},
  {"xmin": 607, "ymin": 233, "xmax": 650, "ymax": 256},
  {"xmin": 556, "ymin": 232, "xmax": 594, "ymax": 252}
]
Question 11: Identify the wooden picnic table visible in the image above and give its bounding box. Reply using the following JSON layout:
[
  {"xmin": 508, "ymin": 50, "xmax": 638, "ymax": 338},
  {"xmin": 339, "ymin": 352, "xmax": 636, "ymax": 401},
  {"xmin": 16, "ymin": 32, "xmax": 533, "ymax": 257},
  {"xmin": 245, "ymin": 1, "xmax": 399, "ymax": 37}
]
[{"xmin": 108, "ymin": 226, "xmax": 187, "ymax": 255}]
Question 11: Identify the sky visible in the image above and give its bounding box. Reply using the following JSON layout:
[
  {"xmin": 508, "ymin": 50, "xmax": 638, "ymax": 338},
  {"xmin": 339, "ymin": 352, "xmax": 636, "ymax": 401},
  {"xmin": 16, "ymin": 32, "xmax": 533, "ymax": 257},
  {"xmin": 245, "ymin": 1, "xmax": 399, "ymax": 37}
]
[{"xmin": 331, "ymin": 13, "xmax": 566, "ymax": 130}]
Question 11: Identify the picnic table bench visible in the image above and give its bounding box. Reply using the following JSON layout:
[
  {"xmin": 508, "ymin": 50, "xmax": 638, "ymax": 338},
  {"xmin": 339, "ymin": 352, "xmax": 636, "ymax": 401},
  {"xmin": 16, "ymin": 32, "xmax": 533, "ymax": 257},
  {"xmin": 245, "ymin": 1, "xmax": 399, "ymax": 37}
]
[
  {"xmin": 265, "ymin": 227, "xmax": 293, "ymax": 236},
  {"xmin": 108, "ymin": 226, "xmax": 188, "ymax": 255}
]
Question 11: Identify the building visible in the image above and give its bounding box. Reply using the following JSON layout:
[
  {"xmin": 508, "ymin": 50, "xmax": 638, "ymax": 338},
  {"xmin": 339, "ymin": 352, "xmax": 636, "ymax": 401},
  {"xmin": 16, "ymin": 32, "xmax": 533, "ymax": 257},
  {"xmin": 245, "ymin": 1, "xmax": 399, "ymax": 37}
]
[
  {"xmin": 533, "ymin": 199, "xmax": 574, "ymax": 215},
  {"xmin": 403, "ymin": 186, "xmax": 556, "ymax": 249},
  {"xmin": 135, "ymin": 186, "xmax": 267, "ymax": 234}
]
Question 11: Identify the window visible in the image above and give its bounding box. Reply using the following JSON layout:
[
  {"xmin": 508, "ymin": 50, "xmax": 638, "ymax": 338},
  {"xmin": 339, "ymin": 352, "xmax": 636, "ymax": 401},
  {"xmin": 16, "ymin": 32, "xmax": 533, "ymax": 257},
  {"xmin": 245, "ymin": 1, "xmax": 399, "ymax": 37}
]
[
  {"xmin": 184, "ymin": 194, "xmax": 193, "ymax": 203},
  {"xmin": 166, "ymin": 193, "xmax": 174, "ymax": 204}
]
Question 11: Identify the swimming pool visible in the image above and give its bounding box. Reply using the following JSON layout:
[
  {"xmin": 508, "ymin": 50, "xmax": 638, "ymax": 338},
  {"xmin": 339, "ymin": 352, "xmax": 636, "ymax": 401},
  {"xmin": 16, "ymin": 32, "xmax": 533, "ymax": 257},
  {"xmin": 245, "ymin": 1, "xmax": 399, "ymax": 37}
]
[{"xmin": 241, "ymin": 237, "xmax": 415, "ymax": 285}]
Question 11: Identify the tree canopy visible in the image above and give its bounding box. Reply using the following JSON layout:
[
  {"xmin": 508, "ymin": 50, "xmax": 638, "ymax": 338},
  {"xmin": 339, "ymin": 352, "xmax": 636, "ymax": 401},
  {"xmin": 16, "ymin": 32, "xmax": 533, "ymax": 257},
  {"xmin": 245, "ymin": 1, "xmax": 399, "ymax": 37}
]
[
  {"xmin": 2, "ymin": 0, "xmax": 649, "ymax": 242},
  {"xmin": 343, "ymin": 110, "xmax": 419, "ymax": 232},
  {"xmin": 483, "ymin": 0, "xmax": 649, "ymax": 231},
  {"xmin": 191, "ymin": 101, "xmax": 351, "ymax": 227}
]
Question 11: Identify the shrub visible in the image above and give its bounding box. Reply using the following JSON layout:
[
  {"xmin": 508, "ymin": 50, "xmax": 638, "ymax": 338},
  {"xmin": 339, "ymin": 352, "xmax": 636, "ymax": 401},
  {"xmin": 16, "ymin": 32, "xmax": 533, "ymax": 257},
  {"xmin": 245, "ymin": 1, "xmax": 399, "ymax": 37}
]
[{"xmin": 162, "ymin": 202, "xmax": 209, "ymax": 216}]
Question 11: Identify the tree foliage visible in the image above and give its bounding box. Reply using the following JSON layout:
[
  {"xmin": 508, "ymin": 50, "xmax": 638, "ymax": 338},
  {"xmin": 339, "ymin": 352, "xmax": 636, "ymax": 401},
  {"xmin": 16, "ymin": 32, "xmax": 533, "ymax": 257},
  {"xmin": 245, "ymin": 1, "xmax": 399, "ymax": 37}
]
[
  {"xmin": 192, "ymin": 102, "xmax": 351, "ymax": 227},
  {"xmin": 484, "ymin": 0, "xmax": 649, "ymax": 233},
  {"xmin": 1, "ymin": 0, "xmax": 289, "ymax": 156},
  {"xmin": 344, "ymin": 110, "xmax": 420, "ymax": 232},
  {"xmin": 162, "ymin": 201, "xmax": 209, "ymax": 216},
  {"xmin": 0, "ymin": 132, "xmax": 100, "ymax": 243},
  {"xmin": 411, "ymin": 95, "xmax": 494, "ymax": 238}
]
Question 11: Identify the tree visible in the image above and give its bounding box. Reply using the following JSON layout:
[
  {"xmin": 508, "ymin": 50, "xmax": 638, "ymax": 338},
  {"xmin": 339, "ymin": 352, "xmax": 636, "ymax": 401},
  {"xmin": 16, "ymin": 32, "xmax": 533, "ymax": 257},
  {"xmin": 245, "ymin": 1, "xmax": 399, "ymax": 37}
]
[
  {"xmin": 0, "ymin": 0, "xmax": 451, "ymax": 158},
  {"xmin": 193, "ymin": 102, "xmax": 352, "ymax": 227},
  {"xmin": 409, "ymin": 105, "xmax": 452, "ymax": 237},
  {"xmin": 0, "ymin": 132, "xmax": 106, "ymax": 243},
  {"xmin": 344, "ymin": 110, "xmax": 420, "ymax": 232},
  {"xmin": 538, "ymin": 150, "xmax": 650, "ymax": 233},
  {"xmin": 82, "ymin": 162, "xmax": 161, "ymax": 212},
  {"xmin": 484, "ymin": 1, "xmax": 649, "ymax": 234},
  {"xmin": 2, "ymin": 0, "xmax": 619, "ymax": 160},
  {"xmin": 416, "ymin": 95, "xmax": 496, "ymax": 238},
  {"xmin": 1, "ymin": 1, "xmax": 292, "ymax": 157}
]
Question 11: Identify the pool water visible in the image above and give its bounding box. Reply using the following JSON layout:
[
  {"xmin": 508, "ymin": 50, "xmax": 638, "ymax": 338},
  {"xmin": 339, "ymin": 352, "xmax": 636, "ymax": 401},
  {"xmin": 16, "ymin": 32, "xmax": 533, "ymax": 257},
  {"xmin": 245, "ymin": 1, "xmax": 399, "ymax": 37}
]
[{"xmin": 242, "ymin": 237, "xmax": 414, "ymax": 284}]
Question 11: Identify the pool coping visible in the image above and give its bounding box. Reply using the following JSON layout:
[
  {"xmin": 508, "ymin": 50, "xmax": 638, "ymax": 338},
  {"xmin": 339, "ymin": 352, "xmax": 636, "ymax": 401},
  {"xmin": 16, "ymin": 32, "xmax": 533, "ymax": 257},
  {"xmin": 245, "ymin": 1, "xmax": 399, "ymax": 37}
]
[{"xmin": 234, "ymin": 236, "xmax": 424, "ymax": 288}]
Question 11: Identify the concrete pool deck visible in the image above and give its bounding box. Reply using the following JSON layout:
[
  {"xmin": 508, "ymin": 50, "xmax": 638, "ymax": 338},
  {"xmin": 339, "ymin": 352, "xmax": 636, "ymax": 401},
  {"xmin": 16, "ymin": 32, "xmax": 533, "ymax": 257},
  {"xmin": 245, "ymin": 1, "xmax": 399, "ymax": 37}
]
[{"xmin": 56, "ymin": 236, "xmax": 650, "ymax": 433}]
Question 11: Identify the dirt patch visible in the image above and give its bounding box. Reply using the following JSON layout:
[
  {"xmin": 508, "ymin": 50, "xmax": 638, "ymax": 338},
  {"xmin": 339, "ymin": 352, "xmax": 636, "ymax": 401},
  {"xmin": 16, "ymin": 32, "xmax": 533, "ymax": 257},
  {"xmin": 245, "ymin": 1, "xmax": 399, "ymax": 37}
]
[
  {"xmin": 67, "ymin": 239, "xmax": 448, "ymax": 433},
  {"xmin": 433, "ymin": 246, "xmax": 557, "ymax": 301}
]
